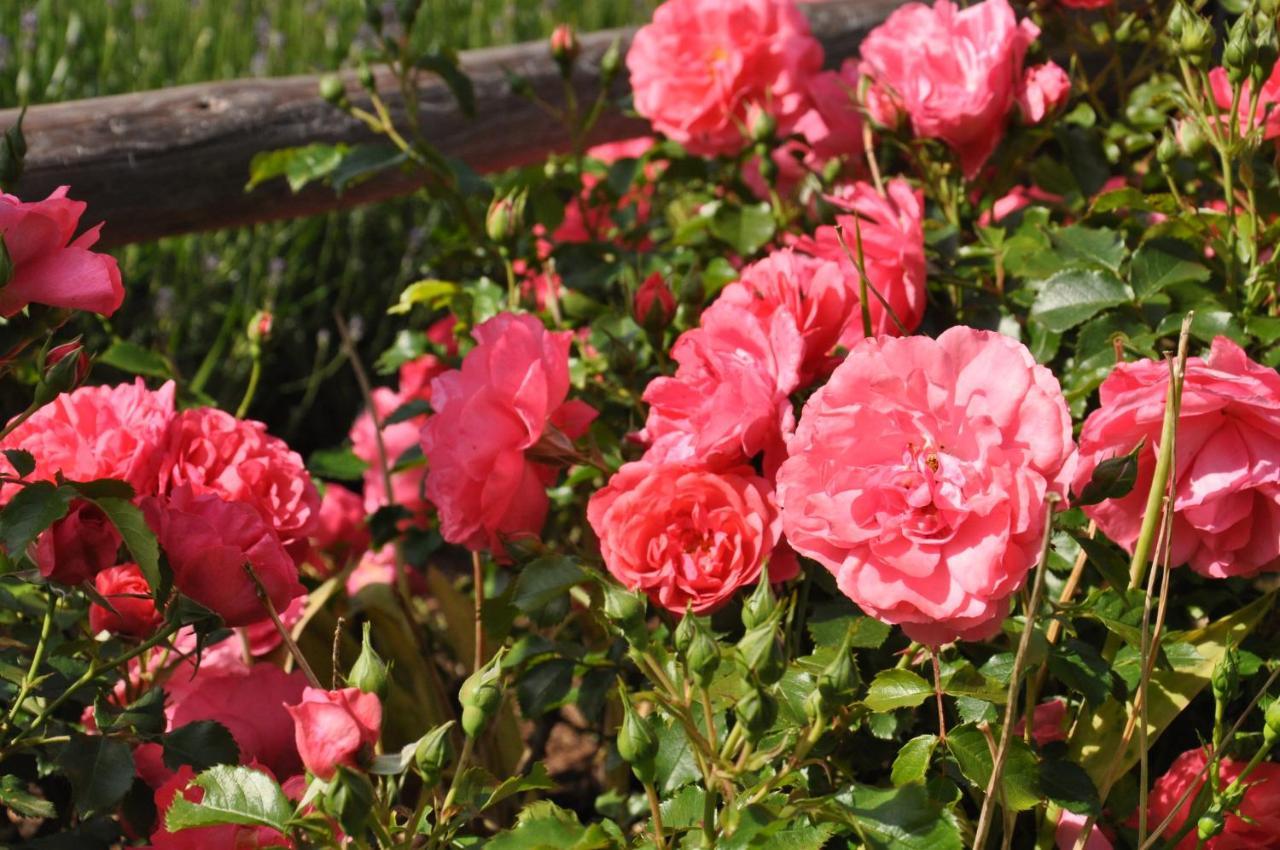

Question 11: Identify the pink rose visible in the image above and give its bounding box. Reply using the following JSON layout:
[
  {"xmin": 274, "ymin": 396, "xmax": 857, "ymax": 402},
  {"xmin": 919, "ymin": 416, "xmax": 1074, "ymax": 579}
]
[
  {"xmin": 350, "ymin": 355, "xmax": 443, "ymax": 523},
  {"xmin": 778, "ymin": 327, "xmax": 1075, "ymax": 645},
  {"xmin": 165, "ymin": 661, "xmax": 309, "ymax": 781},
  {"xmin": 159, "ymin": 407, "xmax": 320, "ymax": 547},
  {"xmin": 634, "ymin": 271, "xmax": 676, "ymax": 326},
  {"xmin": 1014, "ymin": 697, "xmax": 1068, "ymax": 746},
  {"xmin": 715, "ymin": 248, "xmax": 858, "ymax": 384},
  {"xmin": 1075, "ymin": 338, "xmax": 1280, "ymax": 578},
  {"xmin": 1209, "ymin": 65, "xmax": 1280, "ymax": 140},
  {"xmin": 555, "ymin": 137, "xmax": 660, "ymax": 247},
  {"xmin": 0, "ymin": 186, "xmax": 124, "ymax": 317},
  {"xmin": 640, "ymin": 300, "xmax": 803, "ymax": 471},
  {"xmin": 144, "ymin": 485, "xmax": 303, "ymax": 627},
  {"xmin": 977, "ymin": 184, "xmax": 1064, "ymax": 226},
  {"xmin": 311, "ymin": 484, "xmax": 369, "ymax": 558},
  {"xmin": 791, "ymin": 178, "xmax": 927, "ymax": 343},
  {"xmin": 1058, "ymin": 0, "xmax": 1112, "ymax": 9},
  {"xmin": 286, "ymin": 687, "xmax": 382, "ymax": 780},
  {"xmin": 793, "ymin": 59, "xmax": 865, "ymax": 163},
  {"xmin": 420, "ymin": 313, "xmax": 596, "ymax": 556},
  {"xmin": 858, "ymin": 0, "xmax": 1039, "ymax": 177},
  {"xmin": 1056, "ymin": 811, "xmax": 1114, "ymax": 850},
  {"xmin": 149, "ymin": 764, "xmax": 293, "ymax": 849},
  {"xmin": 589, "ymin": 459, "xmax": 788, "ymax": 613},
  {"xmin": 1142, "ymin": 748, "xmax": 1280, "ymax": 849},
  {"xmin": 1018, "ymin": 62, "xmax": 1072, "ymax": 124},
  {"xmin": 0, "ymin": 379, "xmax": 176, "ymax": 498},
  {"xmin": 33, "ymin": 500, "xmax": 122, "ymax": 585},
  {"xmin": 626, "ymin": 0, "xmax": 823, "ymax": 157},
  {"xmin": 90, "ymin": 563, "xmax": 161, "ymax": 638}
]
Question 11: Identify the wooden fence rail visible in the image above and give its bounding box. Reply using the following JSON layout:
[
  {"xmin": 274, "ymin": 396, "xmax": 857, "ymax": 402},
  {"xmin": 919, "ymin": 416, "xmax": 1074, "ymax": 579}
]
[{"xmin": 0, "ymin": 0, "xmax": 902, "ymax": 248}]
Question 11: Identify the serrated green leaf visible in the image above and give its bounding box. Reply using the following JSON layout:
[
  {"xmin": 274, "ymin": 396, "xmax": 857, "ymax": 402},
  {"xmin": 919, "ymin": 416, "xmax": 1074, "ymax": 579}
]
[
  {"xmin": 835, "ymin": 783, "xmax": 962, "ymax": 850},
  {"xmin": 388, "ymin": 279, "xmax": 459, "ymax": 315},
  {"xmin": 307, "ymin": 446, "xmax": 368, "ymax": 482},
  {"xmin": 891, "ymin": 734, "xmax": 938, "ymax": 786},
  {"xmin": 1039, "ymin": 759, "xmax": 1101, "ymax": 816},
  {"xmin": 710, "ymin": 202, "xmax": 775, "ymax": 256},
  {"xmin": 99, "ymin": 340, "xmax": 172, "ymax": 378},
  {"xmin": 946, "ymin": 724, "xmax": 1041, "ymax": 811},
  {"xmin": 165, "ymin": 765, "xmax": 292, "ymax": 833},
  {"xmin": 0, "ymin": 481, "xmax": 70, "ymax": 557},
  {"xmin": 57, "ymin": 735, "xmax": 135, "ymax": 816},
  {"xmin": 93, "ymin": 496, "xmax": 161, "ymax": 593},
  {"xmin": 1130, "ymin": 238, "xmax": 1211, "ymax": 300},
  {"xmin": 512, "ymin": 556, "xmax": 587, "ymax": 616},
  {"xmin": 3, "ymin": 449, "xmax": 34, "ymax": 478},
  {"xmin": 0, "ymin": 773, "xmax": 55, "ymax": 819},
  {"xmin": 1031, "ymin": 268, "xmax": 1133, "ymax": 333},
  {"xmin": 163, "ymin": 720, "xmax": 241, "ymax": 771},
  {"xmin": 864, "ymin": 669, "xmax": 933, "ymax": 712},
  {"xmin": 1051, "ymin": 225, "xmax": 1126, "ymax": 272}
]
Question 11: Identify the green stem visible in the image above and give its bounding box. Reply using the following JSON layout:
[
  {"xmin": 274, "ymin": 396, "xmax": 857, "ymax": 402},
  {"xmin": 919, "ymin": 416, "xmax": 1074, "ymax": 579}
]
[
  {"xmin": 1, "ymin": 594, "xmax": 57, "ymax": 732},
  {"xmin": 234, "ymin": 352, "xmax": 262, "ymax": 419}
]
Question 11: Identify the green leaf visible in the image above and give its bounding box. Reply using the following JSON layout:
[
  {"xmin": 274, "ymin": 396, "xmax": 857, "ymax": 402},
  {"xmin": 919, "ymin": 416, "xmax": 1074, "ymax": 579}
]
[
  {"xmin": 483, "ymin": 762, "xmax": 555, "ymax": 811},
  {"xmin": 946, "ymin": 724, "xmax": 1041, "ymax": 811},
  {"xmin": 891, "ymin": 734, "xmax": 938, "ymax": 786},
  {"xmin": 1074, "ymin": 439, "xmax": 1143, "ymax": 506},
  {"xmin": 307, "ymin": 447, "xmax": 368, "ymax": 482},
  {"xmin": 835, "ymin": 784, "xmax": 962, "ymax": 850},
  {"xmin": 1051, "ymin": 226, "xmax": 1126, "ymax": 272},
  {"xmin": 1071, "ymin": 533, "xmax": 1131, "ymax": 592},
  {"xmin": 246, "ymin": 142, "xmax": 349, "ymax": 193},
  {"xmin": 64, "ymin": 479, "xmax": 135, "ymax": 501},
  {"xmin": 0, "ymin": 773, "xmax": 55, "ymax": 819},
  {"xmin": 512, "ymin": 556, "xmax": 588, "ymax": 616},
  {"xmin": 864, "ymin": 669, "xmax": 933, "ymax": 712},
  {"xmin": 1040, "ymin": 758, "xmax": 1101, "ymax": 817},
  {"xmin": 165, "ymin": 765, "xmax": 292, "ymax": 833},
  {"xmin": 3, "ymin": 449, "xmax": 34, "ymax": 478},
  {"xmin": 388, "ymin": 279, "xmax": 459, "ymax": 315},
  {"xmin": 1130, "ymin": 238, "xmax": 1211, "ymax": 300},
  {"xmin": 659, "ymin": 784, "xmax": 706, "ymax": 830},
  {"xmin": 163, "ymin": 721, "xmax": 241, "ymax": 772},
  {"xmin": 516, "ymin": 658, "xmax": 575, "ymax": 717},
  {"xmin": 710, "ymin": 202, "xmax": 776, "ymax": 256},
  {"xmin": 330, "ymin": 144, "xmax": 407, "ymax": 193},
  {"xmin": 57, "ymin": 735, "xmax": 135, "ymax": 815},
  {"xmin": 94, "ymin": 687, "xmax": 167, "ymax": 737},
  {"xmin": 1031, "ymin": 268, "xmax": 1133, "ymax": 333},
  {"xmin": 484, "ymin": 800, "xmax": 618, "ymax": 850},
  {"xmin": 654, "ymin": 716, "xmax": 701, "ymax": 793},
  {"xmin": 99, "ymin": 340, "xmax": 172, "ymax": 378},
  {"xmin": 417, "ymin": 50, "xmax": 475, "ymax": 116},
  {"xmin": 0, "ymin": 481, "xmax": 70, "ymax": 557},
  {"xmin": 93, "ymin": 496, "xmax": 162, "ymax": 593},
  {"xmin": 1049, "ymin": 638, "xmax": 1117, "ymax": 706}
]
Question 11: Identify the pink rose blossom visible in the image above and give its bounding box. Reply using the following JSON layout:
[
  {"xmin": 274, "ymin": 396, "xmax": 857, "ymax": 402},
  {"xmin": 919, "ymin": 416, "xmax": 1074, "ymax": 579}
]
[
  {"xmin": 144, "ymin": 485, "xmax": 303, "ymax": 627},
  {"xmin": 1056, "ymin": 811, "xmax": 1114, "ymax": 850},
  {"xmin": 311, "ymin": 483, "xmax": 369, "ymax": 558},
  {"xmin": 793, "ymin": 59, "xmax": 865, "ymax": 163},
  {"xmin": 589, "ymin": 459, "xmax": 790, "ymax": 613},
  {"xmin": 1141, "ymin": 748, "xmax": 1280, "ymax": 849},
  {"xmin": 420, "ymin": 313, "xmax": 596, "ymax": 556},
  {"xmin": 627, "ymin": 0, "xmax": 823, "ymax": 157},
  {"xmin": 159, "ymin": 407, "xmax": 320, "ymax": 546},
  {"xmin": 33, "ymin": 500, "xmax": 122, "ymax": 585},
  {"xmin": 0, "ymin": 186, "xmax": 124, "ymax": 317},
  {"xmin": 791, "ymin": 178, "xmax": 927, "ymax": 343},
  {"xmin": 1074, "ymin": 337, "xmax": 1280, "ymax": 579},
  {"xmin": 1018, "ymin": 62, "xmax": 1072, "ymax": 124},
  {"xmin": 149, "ymin": 764, "xmax": 293, "ymax": 849},
  {"xmin": 0, "ymin": 379, "xmax": 176, "ymax": 498},
  {"xmin": 778, "ymin": 327, "xmax": 1075, "ymax": 645},
  {"xmin": 90, "ymin": 563, "xmax": 161, "ymax": 638},
  {"xmin": 977, "ymin": 184, "xmax": 1064, "ymax": 226},
  {"xmin": 714, "ymin": 248, "xmax": 857, "ymax": 384},
  {"xmin": 286, "ymin": 687, "xmax": 382, "ymax": 780},
  {"xmin": 1209, "ymin": 65, "xmax": 1280, "ymax": 140},
  {"xmin": 858, "ymin": 0, "xmax": 1039, "ymax": 177},
  {"xmin": 640, "ymin": 300, "xmax": 803, "ymax": 471},
  {"xmin": 555, "ymin": 137, "xmax": 660, "ymax": 247},
  {"xmin": 1014, "ymin": 697, "xmax": 1069, "ymax": 746}
]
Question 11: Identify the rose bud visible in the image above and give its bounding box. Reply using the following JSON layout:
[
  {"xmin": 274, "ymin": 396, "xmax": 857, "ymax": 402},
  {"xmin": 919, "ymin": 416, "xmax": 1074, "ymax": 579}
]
[
  {"xmin": 633, "ymin": 272, "xmax": 675, "ymax": 329},
  {"xmin": 36, "ymin": 340, "xmax": 92, "ymax": 404},
  {"xmin": 90, "ymin": 563, "xmax": 161, "ymax": 639},
  {"xmin": 485, "ymin": 190, "xmax": 527, "ymax": 243},
  {"xmin": 34, "ymin": 500, "xmax": 122, "ymax": 585},
  {"xmin": 285, "ymin": 686, "xmax": 382, "ymax": 780},
  {"xmin": 550, "ymin": 24, "xmax": 580, "ymax": 76}
]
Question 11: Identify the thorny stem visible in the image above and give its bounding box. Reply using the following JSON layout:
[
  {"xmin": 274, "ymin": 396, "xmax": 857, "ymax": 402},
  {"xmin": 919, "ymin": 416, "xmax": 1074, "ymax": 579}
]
[
  {"xmin": 472, "ymin": 550, "xmax": 486, "ymax": 670},
  {"xmin": 246, "ymin": 564, "xmax": 321, "ymax": 688},
  {"xmin": 645, "ymin": 782, "xmax": 668, "ymax": 850},
  {"xmin": 1, "ymin": 594, "xmax": 57, "ymax": 733}
]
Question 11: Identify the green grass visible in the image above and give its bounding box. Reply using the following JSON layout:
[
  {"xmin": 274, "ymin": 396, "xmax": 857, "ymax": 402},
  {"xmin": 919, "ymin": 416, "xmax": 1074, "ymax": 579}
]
[{"xmin": 0, "ymin": 0, "xmax": 653, "ymax": 453}]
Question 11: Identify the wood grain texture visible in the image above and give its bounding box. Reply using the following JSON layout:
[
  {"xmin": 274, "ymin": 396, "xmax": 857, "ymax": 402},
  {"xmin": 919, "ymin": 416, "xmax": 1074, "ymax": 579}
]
[{"xmin": 0, "ymin": 0, "xmax": 904, "ymax": 247}]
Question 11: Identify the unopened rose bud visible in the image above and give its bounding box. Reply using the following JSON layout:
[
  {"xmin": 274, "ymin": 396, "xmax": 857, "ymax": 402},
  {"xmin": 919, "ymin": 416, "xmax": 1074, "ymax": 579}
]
[
  {"xmin": 738, "ymin": 623, "xmax": 784, "ymax": 685},
  {"xmin": 674, "ymin": 607, "xmax": 697, "ymax": 654},
  {"xmin": 348, "ymin": 622, "xmax": 389, "ymax": 698},
  {"xmin": 1197, "ymin": 811, "xmax": 1224, "ymax": 842},
  {"xmin": 1255, "ymin": 18, "xmax": 1278, "ymax": 88},
  {"xmin": 1178, "ymin": 118, "xmax": 1207, "ymax": 158},
  {"xmin": 634, "ymin": 272, "xmax": 675, "ymax": 329},
  {"xmin": 603, "ymin": 582, "xmax": 647, "ymax": 639},
  {"xmin": 738, "ymin": 686, "xmax": 777, "ymax": 736},
  {"xmin": 616, "ymin": 695, "xmax": 658, "ymax": 784},
  {"xmin": 459, "ymin": 649, "xmax": 505, "ymax": 737},
  {"xmin": 413, "ymin": 720, "xmax": 456, "ymax": 785},
  {"xmin": 247, "ymin": 310, "xmax": 273, "ymax": 346},
  {"xmin": 1264, "ymin": 699, "xmax": 1280, "ymax": 745},
  {"xmin": 36, "ymin": 340, "xmax": 91, "ymax": 405},
  {"xmin": 748, "ymin": 105, "xmax": 777, "ymax": 144},
  {"xmin": 687, "ymin": 629, "xmax": 720, "ymax": 687},
  {"xmin": 741, "ymin": 568, "xmax": 777, "ymax": 631},
  {"xmin": 1157, "ymin": 130, "xmax": 1179, "ymax": 165},
  {"xmin": 1180, "ymin": 17, "xmax": 1214, "ymax": 68},
  {"xmin": 550, "ymin": 24, "xmax": 580, "ymax": 77},
  {"xmin": 485, "ymin": 190, "xmax": 527, "ymax": 243},
  {"xmin": 600, "ymin": 37, "xmax": 622, "ymax": 85},
  {"xmin": 0, "ymin": 114, "xmax": 26, "ymax": 192},
  {"xmin": 1166, "ymin": 3, "xmax": 1189, "ymax": 41},
  {"xmin": 319, "ymin": 74, "xmax": 348, "ymax": 107},
  {"xmin": 1212, "ymin": 648, "xmax": 1239, "ymax": 703},
  {"xmin": 1224, "ymin": 15, "xmax": 1256, "ymax": 85},
  {"xmin": 818, "ymin": 637, "xmax": 860, "ymax": 709}
]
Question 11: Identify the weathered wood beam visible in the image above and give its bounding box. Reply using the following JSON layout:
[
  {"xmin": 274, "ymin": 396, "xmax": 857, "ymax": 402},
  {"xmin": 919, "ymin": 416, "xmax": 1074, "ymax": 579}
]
[{"xmin": 0, "ymin": 0, "xmax": 903, "ymax": 247}]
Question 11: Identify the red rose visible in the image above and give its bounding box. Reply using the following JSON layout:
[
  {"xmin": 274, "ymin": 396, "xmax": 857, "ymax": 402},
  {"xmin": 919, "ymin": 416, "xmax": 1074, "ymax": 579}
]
[
  {"xmin": 285, "ymin": 687, "xmax": 382, "ymax": 780},
  {"xmin": 1143, "ymin": 748, "xmax": 1280, "ymax": 849},
  {"xmin": 90, "ymin": 563, "xmax": 161, "ymax": 638}
]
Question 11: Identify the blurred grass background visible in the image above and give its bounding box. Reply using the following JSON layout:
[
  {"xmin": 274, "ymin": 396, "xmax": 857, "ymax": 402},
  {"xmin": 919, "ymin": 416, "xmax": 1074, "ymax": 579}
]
[{"xmin": 0, "ymin": 0, "xmax": 654, "ymax": 452}]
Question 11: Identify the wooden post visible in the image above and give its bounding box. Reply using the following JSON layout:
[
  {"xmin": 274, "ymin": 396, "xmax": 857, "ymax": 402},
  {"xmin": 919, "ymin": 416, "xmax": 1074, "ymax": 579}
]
[{"xmin": 0, "ymin": 0, "xmax": 903, "ymax": 247}]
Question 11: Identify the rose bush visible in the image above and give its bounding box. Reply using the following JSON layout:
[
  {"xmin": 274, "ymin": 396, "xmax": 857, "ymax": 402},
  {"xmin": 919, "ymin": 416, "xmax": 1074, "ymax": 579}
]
[{"xmin": 4, "ymin": 0, "xmax": 1280, "ymax": 847}]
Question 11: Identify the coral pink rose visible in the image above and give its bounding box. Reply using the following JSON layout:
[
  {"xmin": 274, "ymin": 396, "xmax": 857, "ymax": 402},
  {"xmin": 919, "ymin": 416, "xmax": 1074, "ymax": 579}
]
[
  {"xmin": 857, "ymin": 0, "xmax": 1039, "ymax": 177},
  {"xmin": 165, "ymin": 662, "xmax": 309, "ymax": 781},
  {"xmin": 1074, "ymin": 337, "xmax": 1280, "ymax": 579},
  {"xmin": 1056, "ymin": 811, "xmax": 1114, "ymax": 850},
  {"xmin": 715, "ymin": 248, "xmax": 858, "ymax": 384},
  {"xmin": 1018, "ymin": 62, "xmax": 1072, "ymax": 124},
  {"xmin": 0, "ymin": 379, "xmax": 176, "ymax": 498},
  {"xmin": 794, "ymin": 59, "xmax": 865, "ymax": 163},
  {"xmin": 350, "ymin": 355, "xmax": 443, "ymax": 523},
  {"xmin": 311, "ymin": 484, "xmax": 369, "ymax": 558},
  {"xmin": 159, "ymin": 407, "xmax": 320, "ymax": 546},
  {"xmin": 420, "ymin": 313, "xmax": 596, "ymax": 556},
  {"xmin": 90, "ymin": 563, "xmax": 161, "ymax": 638},
  {"xmin": 588, "ymin": 459, "xmax": 789, "ymax": 613},
  {"xmin": 1209, "ymin": 65, "xmax": 1280, "ymax": 141},
  {"xmin": 286, "ymin": 687, "xmax": 382, "ymax": 780},
  {"xmin": 640, "ymin": 301, "xmax": 802, "ymax": 471},
  {"xmin": 1142, "ymin": 748, "xmax": 1280, "ymax": 849},
  {"xmin": 33, "ymin": 500, "xmax": 122, "ymax": 585},
  {"xmin": 149, "ymin": 764, "xmax": 293, "ymax": 849},
  {"xmin": 555, "ymin": 137, "xmax": 660, "ymax": 247},
  {"xmin": 791, "ymin": 178, "xmax": 927, "ymax": 343},
  {"xmin": 0, "ymin": 186, "xmax": 124, "ymax": 317},
  {"xmin": 634, "ymin": 271, "xmax": 676, "ymax": 326},
  {"xmin": 778, "ymin": 327, "xmax": 1075, "ymax": 645},
  {"xmin": 627, "ymin": 0, "xmax": 823, "ymax": 157},
  {"xmin": 1014, "ymin": 697, "xmax": 1069, "ymax": 746},
  {"xmin": 144, "ymin": 485, "xmax": 303, "ymax": 627}
]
